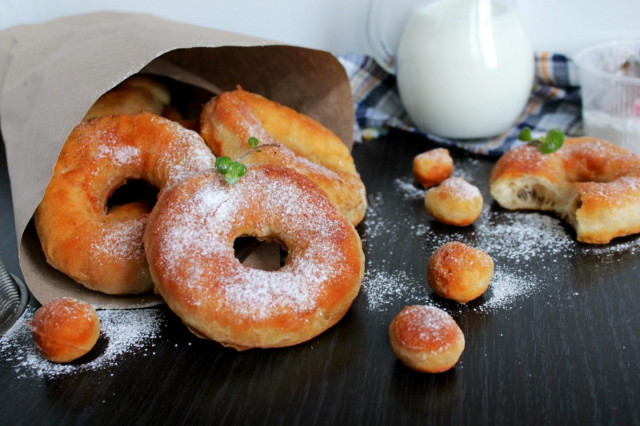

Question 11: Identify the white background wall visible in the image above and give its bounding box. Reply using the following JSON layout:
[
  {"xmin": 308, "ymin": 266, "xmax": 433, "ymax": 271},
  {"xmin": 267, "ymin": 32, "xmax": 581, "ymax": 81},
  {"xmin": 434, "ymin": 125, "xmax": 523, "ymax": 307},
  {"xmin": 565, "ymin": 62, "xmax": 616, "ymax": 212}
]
[{"xmin": 2, "ymin": 0, "xmax": 639, "ymax": 59}]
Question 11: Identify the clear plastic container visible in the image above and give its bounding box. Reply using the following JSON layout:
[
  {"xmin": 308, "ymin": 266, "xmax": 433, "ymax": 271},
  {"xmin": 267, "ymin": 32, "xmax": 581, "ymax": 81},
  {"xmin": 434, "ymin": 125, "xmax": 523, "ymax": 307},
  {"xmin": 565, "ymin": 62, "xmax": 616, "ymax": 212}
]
[{"xmin": 575, "ymin": 39, "xmax": 640, "ymax": 155}]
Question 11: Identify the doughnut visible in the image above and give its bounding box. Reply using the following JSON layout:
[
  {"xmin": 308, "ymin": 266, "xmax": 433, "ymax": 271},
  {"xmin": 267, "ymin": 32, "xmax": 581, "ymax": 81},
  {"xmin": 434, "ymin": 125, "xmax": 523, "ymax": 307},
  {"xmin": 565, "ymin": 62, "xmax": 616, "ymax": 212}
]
[
  {"xmin": 389, "ymin": 305, "xmax": 465, "ymax": 373},
  {"xmin": 35, "ymin": 112, "xmax": 216, "ymax": 294},
  {"xmin": 143, "ymin": 165, "xmax": 365, "ymax": 350},
  {"xmin": 83, "ymin": 75, "xmax": 171, "ymax": 120},
  {"xmin": 413, "ymin": 148, "xmax": 453, "ymax": 188},
  {"xmin": 28, "ymin": 297, "xmax": 101, "ymax": 363},
  {"xmin": 199, "ymin": 88, "xmax": 367, "ymax": 226},
  {"xmin": 427, "ymin": 242, "xmax": 494, "ymax": 303},
  {"xmin": 424, "ymin": 177, "xmax": 483, "ymax": 226},
  {"xmin": 490, "ymin": 137, "xmax": 640, "ymax": 244}
]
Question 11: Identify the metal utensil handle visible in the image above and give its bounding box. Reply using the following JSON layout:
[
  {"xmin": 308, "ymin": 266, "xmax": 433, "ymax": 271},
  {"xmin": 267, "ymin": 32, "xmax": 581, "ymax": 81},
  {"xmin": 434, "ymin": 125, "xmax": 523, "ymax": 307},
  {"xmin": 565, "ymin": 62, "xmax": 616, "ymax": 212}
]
[{"xmin": 0, "ymin": 258, "xmax": 29, "ymax": 334}]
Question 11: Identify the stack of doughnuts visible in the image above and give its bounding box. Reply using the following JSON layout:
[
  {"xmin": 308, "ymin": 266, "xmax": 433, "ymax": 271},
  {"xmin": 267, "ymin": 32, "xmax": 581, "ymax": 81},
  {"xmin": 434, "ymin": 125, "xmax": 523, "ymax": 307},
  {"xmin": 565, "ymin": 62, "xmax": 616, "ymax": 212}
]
[{"xmin": 34, "ymin": 77, "xmax": 365, "ymax": 350}]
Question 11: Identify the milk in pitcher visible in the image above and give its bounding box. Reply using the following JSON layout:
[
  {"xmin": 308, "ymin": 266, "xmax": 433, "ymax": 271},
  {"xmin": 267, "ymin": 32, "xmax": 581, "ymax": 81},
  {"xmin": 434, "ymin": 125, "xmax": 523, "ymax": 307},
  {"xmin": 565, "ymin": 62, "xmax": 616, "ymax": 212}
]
[{"xmin": 396, "ymin": 0, "xmax": 534, "ymax": 139}]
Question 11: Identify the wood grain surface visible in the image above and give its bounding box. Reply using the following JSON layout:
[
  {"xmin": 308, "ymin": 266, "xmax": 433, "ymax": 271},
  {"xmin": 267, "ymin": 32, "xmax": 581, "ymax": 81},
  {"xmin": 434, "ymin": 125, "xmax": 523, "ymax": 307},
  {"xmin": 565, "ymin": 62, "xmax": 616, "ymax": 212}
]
[{"xmin": 1, "ymin": 132, "xmax": 638, "ymax": 425}]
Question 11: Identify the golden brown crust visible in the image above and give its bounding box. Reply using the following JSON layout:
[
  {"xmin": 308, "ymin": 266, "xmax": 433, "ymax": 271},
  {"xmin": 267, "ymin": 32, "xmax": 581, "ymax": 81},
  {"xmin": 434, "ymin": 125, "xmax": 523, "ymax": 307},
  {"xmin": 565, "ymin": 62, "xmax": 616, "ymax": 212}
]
[
  {"xmin": 199, "ymin": 88, "xmax": 367, "ymax": 226},
  {"xmin": 143, "ymin": 165, "xmax": 365, "ymax": 350},
  {"xmin": 413, "ymin": 148, "xmax": 453, "ymax": 188},
  {"xmin": 389, "ymin": 305, "xmax": 465, "ymax": 373},
  {"xmin": 35, "ymin": 112, "xmax": 216, "ymax": 294},
  {"xmin": 83, "ymin": 75, "xmax": 171, "ymax": 120},
  {"xmin": 427, "ymin": 242, "xmax": 494, "ymax": 303},
  {"xmin": 28, "ymin": 297, "xmax": 100, "ymax": 363},
  {"xmin": 490, "ymin": 137, "xmax": 640, "ymax": 244},
  {"xmin": 424, "ymin": 177, "xmax": 483, "ymax": 226}
]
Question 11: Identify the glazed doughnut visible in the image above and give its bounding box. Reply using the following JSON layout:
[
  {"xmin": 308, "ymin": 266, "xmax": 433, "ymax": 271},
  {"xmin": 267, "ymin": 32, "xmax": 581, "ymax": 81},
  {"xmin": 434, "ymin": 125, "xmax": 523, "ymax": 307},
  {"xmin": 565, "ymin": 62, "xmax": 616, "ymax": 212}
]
[
  {"xmin": 35, "ymin": 112, "xmax": 216, "ymax": 294},
  {"xmin": 389, "ymin": 305, "xmax": 465, "ymax": 373},
  {"xmin": 199, "ymin": 88, "xmax": 367, "ymax": 226},
  {"xmin": 143, "ymin": 165, "xmax": 365, "ymax": 350},
  {"xmin": 490, "ymin": 137, "xmax": 640, "ymax": 244},
  {"xmin": 413, "ymin": 148, "xmax": 453, "ymax": 188},
  {"xmin": 28, "ymin": 297, "xmax": 101, "ymax": 363},
  {"xmin": 424, "ymin": 177, "xmax": 483, "ymax": 226},
  {"xmin": 83, "ymin": 75, "xmax": 171, "ymax": 120},
  {"xmin": 427, "ymin": 242, "xmax": 494, "ymax": 303}
]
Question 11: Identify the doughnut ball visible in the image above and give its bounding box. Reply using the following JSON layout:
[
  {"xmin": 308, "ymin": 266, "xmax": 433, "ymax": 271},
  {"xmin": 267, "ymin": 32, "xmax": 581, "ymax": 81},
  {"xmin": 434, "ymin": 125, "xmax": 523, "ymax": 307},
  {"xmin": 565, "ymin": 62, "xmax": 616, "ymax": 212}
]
[
  {"xmin": 28, "ymin": 297, "xmax": 101, "ymax": 363},
  {"xmin": 428, "ymin": 242, "xmax": 494, "ymax": 303},
  {"xmin": 413, "ymin": 148, "xmax": 453, "ymax": 188},
  {"xmin": 389, "ymin": 305, "xmax": 465, "ymax": 373},
  {"xmin": 424, "ymin": 177, "xmax": 483, "ymax": 226}
]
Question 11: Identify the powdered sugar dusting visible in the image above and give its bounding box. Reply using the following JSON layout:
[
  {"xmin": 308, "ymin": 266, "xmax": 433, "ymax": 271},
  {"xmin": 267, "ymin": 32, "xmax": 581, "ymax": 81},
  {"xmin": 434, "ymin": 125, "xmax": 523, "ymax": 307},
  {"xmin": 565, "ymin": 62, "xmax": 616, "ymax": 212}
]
[
  {"xmin": 156, "ymin": 118, "xmax": 216, "ymax": 187},
  {"xmin": 361, "ymin": 268, "xmax": 426, "ymax": 312},
  {"xmin": 476, "ymin": 267, "xmax": 539, "ymax": 311},
  {"xmin": 394, "ymin": 177, "xmax": 425, "ymax": 200},
  {"xmin": 416, "ymin": 210, "xmax": 575, "ymax": 263},
  {"xmin": 0, "ymin": 306, "xmax": 165, "ymax": 378},
  {"xmin": 395, "ymin": 305, "xmax": 459, "ymax": 353},
  {"xmin": 91, "ymin": 217, "xmax": 146, "ymax": 262},
  {"xmin": 433, "ymin": 177, "xmax": 482, "ymax": 202},
  {"xmin": 94, "ymin": 143, "xmax": 141, "ymax": 166}
]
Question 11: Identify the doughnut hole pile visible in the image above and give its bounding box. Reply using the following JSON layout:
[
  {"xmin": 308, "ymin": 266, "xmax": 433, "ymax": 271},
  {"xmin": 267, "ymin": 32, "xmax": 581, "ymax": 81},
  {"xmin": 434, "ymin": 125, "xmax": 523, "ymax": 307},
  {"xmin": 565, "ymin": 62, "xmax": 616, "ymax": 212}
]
[
  {"xmin": 428, "ymin": 241, "xmax": 494, "ymax": 303},
  {"xmin": 28, "ymin": 297, "xmax": 101, "ymax": 363},
  {"xmin": 424, "ymin": 177, "xmax": 483, "ymax": 226},
  {"xmin": 389, "ymin": 305, "xmax": 465, "ymax": 373},
  {"xmin": 413, "ymin": 148, "xmax": 453, "ymax": 188}
]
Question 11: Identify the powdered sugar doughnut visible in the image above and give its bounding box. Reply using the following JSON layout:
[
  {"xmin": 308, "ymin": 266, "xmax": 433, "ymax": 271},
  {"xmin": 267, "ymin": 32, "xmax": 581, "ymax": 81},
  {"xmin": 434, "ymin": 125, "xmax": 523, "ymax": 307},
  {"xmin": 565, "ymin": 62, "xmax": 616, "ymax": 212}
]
[
  {"xmin": 389, "ymin": 305, "xmax": 465, "ymax": 373},
  {"xmin": 28, "ymin": 297, "xmax": 101, "ymax": 363},
  {"xmin": 413, "ymin": 148, "xmax": 453, "ymax": 188},
  {"xmin": 143, "ymin": 165, "xmax": 365, "ymax": 350},
  {"xmin": 424, "ymin": 177, "xmax": 483, "ymax": 226},
  {"xmin": 35, "ymin": 112, "xmax": 216, "ymax": 295}
]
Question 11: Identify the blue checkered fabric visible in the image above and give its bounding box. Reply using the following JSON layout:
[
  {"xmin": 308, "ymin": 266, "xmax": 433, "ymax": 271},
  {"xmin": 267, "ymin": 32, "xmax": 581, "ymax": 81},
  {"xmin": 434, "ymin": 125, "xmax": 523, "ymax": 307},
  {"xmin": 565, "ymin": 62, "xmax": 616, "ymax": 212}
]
[{"xmin": 338, "ymin": 53, "xmax": 583, "ymax": 158}]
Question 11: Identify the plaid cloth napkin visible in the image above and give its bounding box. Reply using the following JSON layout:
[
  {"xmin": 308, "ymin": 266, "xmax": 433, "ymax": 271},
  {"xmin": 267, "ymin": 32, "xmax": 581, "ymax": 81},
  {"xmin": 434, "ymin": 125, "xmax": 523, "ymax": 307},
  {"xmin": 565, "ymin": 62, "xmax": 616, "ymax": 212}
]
[{"xmin": 338, "ymin": 52, "xmax": 583, "ymax": 158}]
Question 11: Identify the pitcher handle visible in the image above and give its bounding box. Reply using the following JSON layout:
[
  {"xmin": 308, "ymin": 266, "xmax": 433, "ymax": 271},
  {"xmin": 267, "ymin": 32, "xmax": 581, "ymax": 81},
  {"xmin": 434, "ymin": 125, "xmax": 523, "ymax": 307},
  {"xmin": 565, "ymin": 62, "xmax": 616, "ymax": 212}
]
[{"xmin": 366, "ymin": 0, "xmax": 396, "ymax": 74}]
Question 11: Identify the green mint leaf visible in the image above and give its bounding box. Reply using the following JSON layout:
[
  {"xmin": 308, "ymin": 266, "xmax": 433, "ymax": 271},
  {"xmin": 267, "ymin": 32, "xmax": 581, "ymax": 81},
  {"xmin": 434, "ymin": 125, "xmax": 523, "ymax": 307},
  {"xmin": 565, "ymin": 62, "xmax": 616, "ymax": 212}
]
[
  {"xmin": 248, "ymin": 136, "xmax": 259, "ymax": 148},
  {"xmin": 229, "ymin": 161, "xmax": 247, "ymax": 178},
  {"xmin": 215, "ymin": 156, "xmax": 232, "ymax": 174},
  {"xmin": 517, "ymin": 127, "xmax": 532, "ymax": 142},
  {"xmin": 225, "ymin": 173, "xmax": 240, "ymax": 185},
  {"xmin": 538, "ymin": 128, "xmax": 565, "ymax": 154}
]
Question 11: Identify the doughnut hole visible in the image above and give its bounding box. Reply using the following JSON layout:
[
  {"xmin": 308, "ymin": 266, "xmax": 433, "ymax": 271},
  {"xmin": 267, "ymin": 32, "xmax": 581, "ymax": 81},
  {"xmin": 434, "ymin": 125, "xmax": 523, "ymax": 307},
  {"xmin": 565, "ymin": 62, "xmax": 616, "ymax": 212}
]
[
  {"xmin": 106, "ymin": 178, "xmax": 159, "ymax": 214},
  {"xmin": 427, "ymin": 242, "xmax": 494, "ymax": 303},
  {"xmin": 28, "ymin": 297, "xmax": 101, "ymax": 363},
  {"xmin": 424, "ymin": 177, "xmax": 483, "ymax": 226},
  {"xmin": 389, "ymin": 305, "xmax": 465, "ymax": 373},
  {"xmin": 413, "ymin": 148, "xmax": 453, "ymax": 188},
  {"xmin": 233, "ymin": 236, "xmax": 288, "ymax": 271}
]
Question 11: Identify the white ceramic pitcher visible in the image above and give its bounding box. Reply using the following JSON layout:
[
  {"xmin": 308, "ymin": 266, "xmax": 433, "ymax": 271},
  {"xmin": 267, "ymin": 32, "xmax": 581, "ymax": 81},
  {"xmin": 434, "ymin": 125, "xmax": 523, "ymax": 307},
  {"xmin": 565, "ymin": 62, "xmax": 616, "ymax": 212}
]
[{"xmin": 367, "ymin": 0, "xmax": 534, "ymax": 139}]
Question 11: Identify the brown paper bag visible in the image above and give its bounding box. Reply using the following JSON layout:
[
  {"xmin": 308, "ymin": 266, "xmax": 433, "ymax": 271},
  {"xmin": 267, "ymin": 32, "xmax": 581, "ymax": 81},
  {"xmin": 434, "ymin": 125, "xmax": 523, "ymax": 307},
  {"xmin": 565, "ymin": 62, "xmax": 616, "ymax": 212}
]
[{"xmin": 0, "ymin": 11, "xmax": 355, "ymax": 309}]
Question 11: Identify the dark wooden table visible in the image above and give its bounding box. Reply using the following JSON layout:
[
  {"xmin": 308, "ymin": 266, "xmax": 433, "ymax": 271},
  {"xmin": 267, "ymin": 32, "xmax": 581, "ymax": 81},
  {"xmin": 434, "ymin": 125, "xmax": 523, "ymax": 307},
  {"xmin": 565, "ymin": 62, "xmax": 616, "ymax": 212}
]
[{"xmin": 1, "ymin": 131, "xmax": 639, "ymax": 425}]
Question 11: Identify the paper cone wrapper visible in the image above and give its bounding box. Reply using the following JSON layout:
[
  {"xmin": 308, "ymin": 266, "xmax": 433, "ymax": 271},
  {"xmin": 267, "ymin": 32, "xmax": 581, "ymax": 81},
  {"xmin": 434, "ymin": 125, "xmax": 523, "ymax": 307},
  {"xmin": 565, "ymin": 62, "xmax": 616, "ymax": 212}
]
[{"xmin": 0, "ymin": 11, "xmax": 355, "ymax": 309}]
